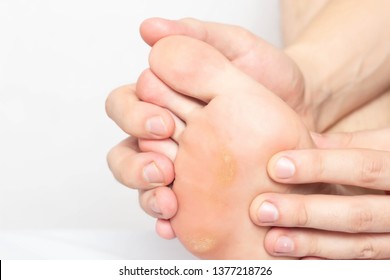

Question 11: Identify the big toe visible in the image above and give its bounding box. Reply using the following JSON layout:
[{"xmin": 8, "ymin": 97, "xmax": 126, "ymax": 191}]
[{"xmin": 149, "ymin": 35, "xmax": 257, "ymax": 103}]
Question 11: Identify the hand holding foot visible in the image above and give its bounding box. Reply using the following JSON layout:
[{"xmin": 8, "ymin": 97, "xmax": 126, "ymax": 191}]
[
  {"xmin": 137, "ymin": 35, "xmax": 317, "ymax": 259},
  {"xmin": 107, "ymin": 17, "xmax": 311, "ymax": 239}
]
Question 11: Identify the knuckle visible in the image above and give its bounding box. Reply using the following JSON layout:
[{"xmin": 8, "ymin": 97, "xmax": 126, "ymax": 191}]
[
  {"xmin": 310, "ymin": 151, "xmax": 325, "ymax": 182},
  {"xmin": 106, "ymin": 146, "xmax": 116, "ymax": 171},
  {"xmin": 136, "ymin": 70, "xmax": 159, "ymax": 103},
  {"xmin": 107, "ymin": 148, "xmax": 138, "ymax": 189},
  {"xmin": 118, "ymin": 158, "xmax": 137, "ymax": 189},
  {"xmin": 357, "ymin": 154, "xmax": 383, "ymax": 186},
  {"xmin": 295, "ymin": 230, "xmax": 321, "ymax": 257},
  {"xmin": 296, "ymin": 200, "xmax": 310, "ymax": 227},
  {"xmin": 342, "ymin": 131, "xmax": 355, "ymax": 147},
  {"xmin": 356, "ymin": 236, "xmax": 378, "ymax": 259},
  {"xmin": 347, "ymin": 206, "xmax": 374, "ymax": 233},
  {"xmin": 105, "ymin": 88, "xmax": 119, "ymax": 117},
  {"xmin": 105, "ymin": 85, "xmax": 131, "ymax": 118},
  {"xmin": 307, "ymin": 235, "xmax": 322, "ymax": 257},
  {"xmin": 231, "ymin": 28, "xmax": 258, "ymax": 56},
  {"xmin": 230, "ymin": 24, "xmax": 256, "ymax": 42}
]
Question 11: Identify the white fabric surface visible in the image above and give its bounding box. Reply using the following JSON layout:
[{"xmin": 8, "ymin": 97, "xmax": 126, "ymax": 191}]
[{"xmin": 0, "ymin": 230, "xmax": 195, "ymax": 259}]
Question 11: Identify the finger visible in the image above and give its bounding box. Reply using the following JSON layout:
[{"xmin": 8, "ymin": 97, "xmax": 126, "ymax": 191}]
[
  {"xmin": 138, "ymin": 138, "xmax": 178, "ymax": 162},
  {"xmin": 267, "ymin": 149, "xmax": 390, "ymax": 190},
  {"xmin": 106, "ymin": 84, "xmax": 175, "ymax": 139},
  {"xmin": 312, "ymin": 127, "xmax": 390, "ymax": 151},
  {"xmin": 136, "ymin": 69, "xmax": 203, "ymax": 123},
  {"xmin": 138, "ymin": 186, "xmax": 177, "ymax": 220},
  {"xmin": 156, "ymin": 219, "xmax": 176, "ymax": 240},
  {"xmin": 265, "ymin": 228, "xmax": 390, "ymax": 259},
  {"xmin": 107, "ymin": 137, "xmax": 174, "ymax": 189},
  {"xmin": 251, "ymin": 193, "xmax": 390, "ymax": 233}
]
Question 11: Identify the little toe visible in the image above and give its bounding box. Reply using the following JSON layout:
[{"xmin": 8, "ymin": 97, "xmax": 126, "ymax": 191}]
[
  {"xmin": 139, "ymin": 187, "xmax": 177, "ymax": 220},
  {"xmin": 156, "ymin": 219, "xmax": 176, "ymax": 239},
  {"xmin": 137, "ymin": 69, "xmax": 203, "ymax": 122}
]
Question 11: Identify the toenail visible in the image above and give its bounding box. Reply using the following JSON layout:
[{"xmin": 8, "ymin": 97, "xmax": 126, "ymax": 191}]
[
  {"xmin": 143, "ymin": 162, "xmax": 164, "ymax": 184},
  {"xmin": 146, "ymin": 116, "xmax": 167, "ymax": 136},
  {"xmin": 150, "ymin": 196, "xmax": 162, "ymax": 215},
  {"xmin": 274, "ymin": 236, "xmax": 294, "ymax": 253},
  {"xmin": 258, "ymin": 201, "xmax": 279, "ymax": 223},
  {"xmin": 274, "ymin": 157, "xmax": 295, "ymax": 179}
]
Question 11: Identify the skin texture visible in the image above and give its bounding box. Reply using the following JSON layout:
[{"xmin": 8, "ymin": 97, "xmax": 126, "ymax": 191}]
[
  {"xmin": 105, "ymin": 1, "xmax": 390, "ymax": 256},
  {"xmin": 280, "ymin": 0, "xmax": 330, "ymax": 46},
  {"xmin": 281, "ymin": 0, "xmax": 390, "ymax": 134},
  {"xmin": 137, "ymin": 35, "xmax": 319, "ymax": 259}
]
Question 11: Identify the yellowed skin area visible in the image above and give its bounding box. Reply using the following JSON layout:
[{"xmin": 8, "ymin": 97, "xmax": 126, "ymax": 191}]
[
  {"xmin": 170, "ymin": 91, "xmax": 314, "ymax": 259},
  {"xmin": 217, "ymin": 148, "xmax": 236, "ymax": 186}
]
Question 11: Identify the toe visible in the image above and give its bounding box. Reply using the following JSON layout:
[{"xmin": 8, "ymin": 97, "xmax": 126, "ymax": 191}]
[
  {"xmin": 156, "ymin": 219, "xmax": 176, "ymax": 239},
  {"xmin": 139, "ymin": 187, "xmax": 178, "ymax": 220},
  {"xmin": 138, "ymin": 138, "xmax": 178, "ymax": 162},
  {"xmin": 137, "ymin": 69, "xmax": 203, "ymax": 122},
  {"xmin": 149, "ymin": 36, "xmax": 256, "ymax": 103}
]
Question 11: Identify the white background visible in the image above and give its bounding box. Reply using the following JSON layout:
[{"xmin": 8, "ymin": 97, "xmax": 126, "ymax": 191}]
[{"xmin": 0, "ymin": 0, "xmax": 281, "ymax": 259}]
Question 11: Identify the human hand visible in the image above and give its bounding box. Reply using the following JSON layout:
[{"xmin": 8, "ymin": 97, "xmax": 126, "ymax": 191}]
[{"xmin": 250, "ymin": 127, "xmax": 390, "ymax": 259}]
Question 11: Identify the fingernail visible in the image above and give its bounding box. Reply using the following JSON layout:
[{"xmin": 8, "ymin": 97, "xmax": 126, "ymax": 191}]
[
  {"xmin": 274, "ymin": 236, "xmax": 294, "ymax": 253},
  {"xmin": 143, "ymin": 162, "xmax": 164, "ymax": 184},
  {"xmin": 258, "ymin": 201, "xmax": 279, "ymax": 223},
  {"xmin": 150, "ymin": 196, "xmax": 161, "ymax": 215},
  {"xmin": 275, "ymin": 157, "xmax": 295, "ymax": 179},
  {"xmin": 146, "ymin": 116, "xmax": 167, "ymax": 136}
]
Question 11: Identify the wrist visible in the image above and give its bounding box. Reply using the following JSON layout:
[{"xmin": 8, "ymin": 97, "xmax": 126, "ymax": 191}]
[
  {"xmin": 284, "ymin": 43, "xmax": 373, "ymax": 133},
  {"xmin": 283, "ymin": 0, "xmax": 390, "ymax": 132},
  {"xmin": 284, "ymin": 44, "xmax": 329, "ymax": 132}
]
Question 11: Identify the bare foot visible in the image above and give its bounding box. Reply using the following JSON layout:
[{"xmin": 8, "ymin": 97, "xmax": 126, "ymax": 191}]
[{"xmin": 137, "ymin": 36, "xmax": 316, "ymax": 259}]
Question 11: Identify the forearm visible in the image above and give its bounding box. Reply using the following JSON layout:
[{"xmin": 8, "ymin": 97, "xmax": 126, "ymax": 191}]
[{"xmin": 285, "ymin": 0, "xmax": 390, "ymax": 132}]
